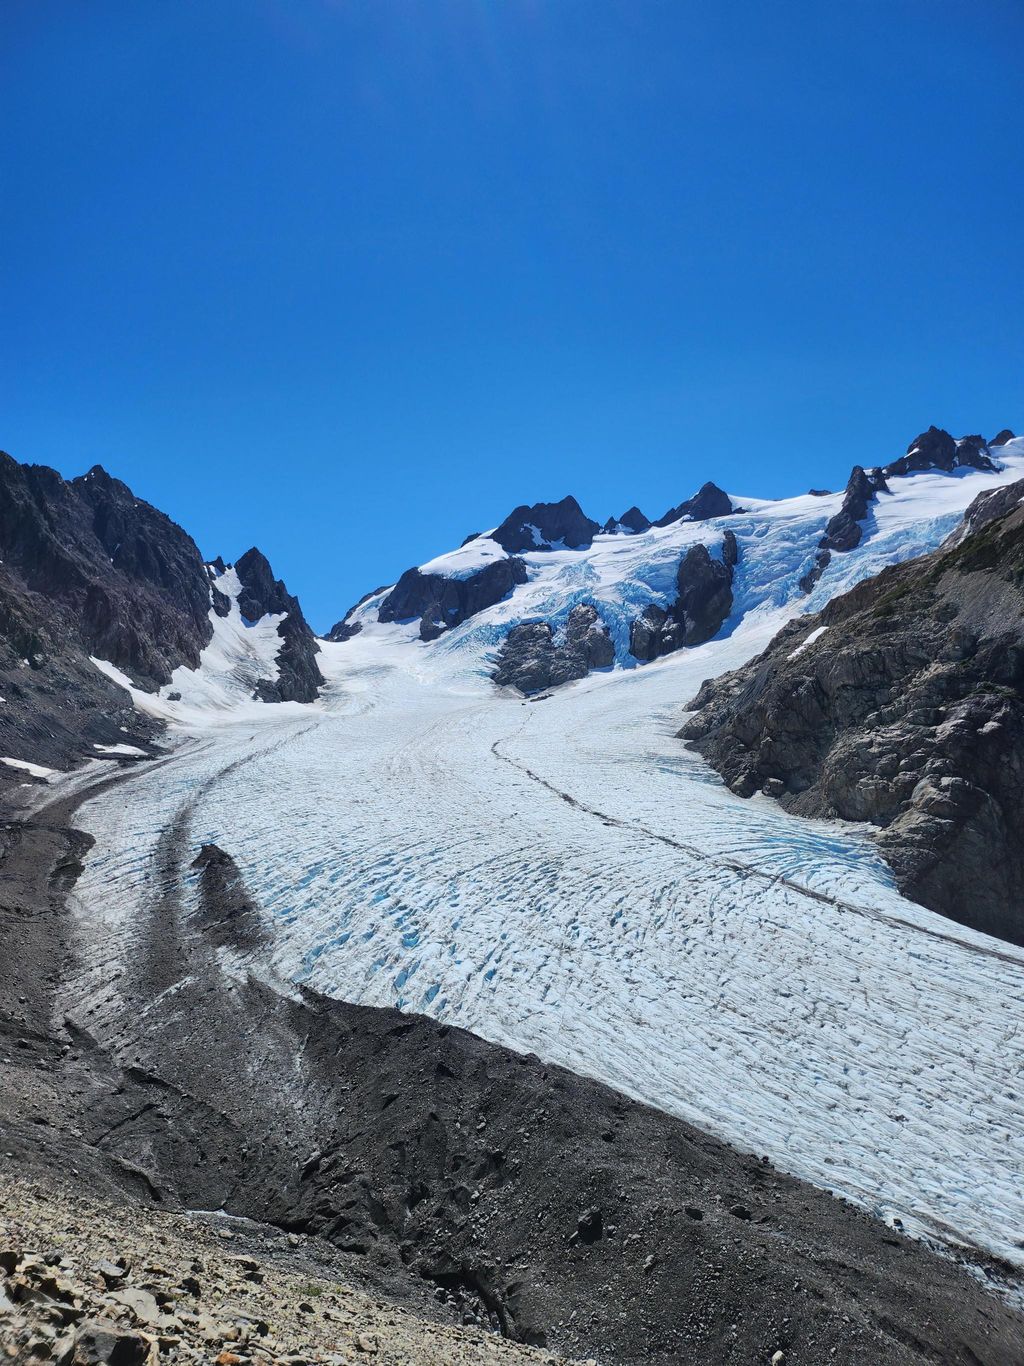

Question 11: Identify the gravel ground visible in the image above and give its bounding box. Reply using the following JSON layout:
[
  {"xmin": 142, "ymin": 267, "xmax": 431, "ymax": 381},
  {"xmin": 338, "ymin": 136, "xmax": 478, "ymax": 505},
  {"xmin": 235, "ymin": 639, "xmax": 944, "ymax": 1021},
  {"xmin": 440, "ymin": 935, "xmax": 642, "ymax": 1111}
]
[{"xmin": 0, "ymin": 1174, "xmax": 582, "ymax": 1365}]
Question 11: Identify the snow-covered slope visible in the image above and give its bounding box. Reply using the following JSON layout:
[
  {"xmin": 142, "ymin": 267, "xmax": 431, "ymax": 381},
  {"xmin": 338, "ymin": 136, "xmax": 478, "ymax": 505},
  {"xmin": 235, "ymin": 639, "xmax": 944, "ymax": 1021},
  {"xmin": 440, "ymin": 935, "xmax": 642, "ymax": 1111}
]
[
  {"xmin": 71, "ymin": 437, "xmax": 1024, "ymax": 1281},
  {"xmin": 343, "ymin": 439, "xmax": 1024, "ymax": 686},
  {"xmin": 92, "ymin": 565, "xmax": 313, "ymax": 727}
]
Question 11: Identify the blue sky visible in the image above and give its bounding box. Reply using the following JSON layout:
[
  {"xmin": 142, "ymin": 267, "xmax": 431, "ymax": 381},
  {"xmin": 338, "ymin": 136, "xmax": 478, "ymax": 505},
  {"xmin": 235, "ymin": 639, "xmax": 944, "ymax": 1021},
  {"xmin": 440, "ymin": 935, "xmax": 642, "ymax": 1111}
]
[{"xmin": 2, "ymin": 1, "xmax": 1022, "ymax": 629}]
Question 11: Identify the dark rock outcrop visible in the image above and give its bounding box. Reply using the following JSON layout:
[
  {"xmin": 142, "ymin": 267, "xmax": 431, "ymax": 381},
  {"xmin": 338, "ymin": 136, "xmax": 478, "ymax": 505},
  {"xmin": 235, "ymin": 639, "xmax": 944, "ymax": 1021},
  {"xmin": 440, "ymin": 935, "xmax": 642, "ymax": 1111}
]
[
  {"xmin": 675, "ymin": 543, "xmax": 735, "ymax": 644},
  {"xmin": 883, "ymin": 425, "xmax": 997, "ymax": 479},
  {"xmin": 992, "ymin": 428, "xmax": 1016, "ymax": 446},
  {"xmin": 491, "ymin": 496, "xmax": 600, "ymax": 553},
  {"xmin": 820, "ymin": 466, "xmax": 889, "ymax": 554},
  {"xmin": 800, "ymin": 427, "xmax": 1007, "ymax": 595},
  {"xmin": 628, "ymin": 537, "xmax": 736, "ymax": 663},
  {"xmin": 801, "ymin": 464, "xmax": 889, "ymax": 592},
  {"xmin": 326, "ymin": 586, "xmax": 390, "ymax": 643},
  {"xmin": 379, "ymin": 558, "xmax": 528, "ymax": 638},
  {"xmin": 602, "ymin": 506, "xmax": 651, "ymax": 535},
  {"xmin": 233, "ymin": 548, "xmax": 323, "ymax": 704},
  {"xmin": 0, "ymin": 453, "xmax": 221, "ymax": 773},
  {"xmin": 628, "ymin": 604, "xmax": 672, "ymax": 663},
  {"xmin": 653, "ymin": 481, "xmax": 733, "ymax": 528},
  {"xmin": 0, "ymin": 455, "xmax": 214, "ymax": 689},
  {"xmin": 493, "ymin": 604, "xmax": 614, "ymax": 693},
  {"xmin": 682, "ymin": 480, "xmax": 1024, "ymax": 944}
]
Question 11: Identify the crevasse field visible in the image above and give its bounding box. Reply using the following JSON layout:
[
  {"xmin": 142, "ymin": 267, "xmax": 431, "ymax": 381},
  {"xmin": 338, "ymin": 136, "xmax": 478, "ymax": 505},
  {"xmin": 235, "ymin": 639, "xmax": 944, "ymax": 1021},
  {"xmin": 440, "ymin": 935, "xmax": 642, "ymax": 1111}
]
[{"xmin": 76, "ymin": 447, "xmax": 1024, "ymax": 1278}]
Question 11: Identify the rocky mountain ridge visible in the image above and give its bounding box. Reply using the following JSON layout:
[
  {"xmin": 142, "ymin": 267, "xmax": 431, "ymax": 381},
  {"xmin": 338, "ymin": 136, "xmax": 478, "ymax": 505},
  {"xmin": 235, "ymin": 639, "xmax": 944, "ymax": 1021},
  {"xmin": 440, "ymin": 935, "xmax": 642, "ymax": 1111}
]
[
  {"xmin": 681, "ymin": 475, "xmax": 1024, "ymax": 944},
  {"xmin": 334, "ymin": 426, "xmax": 1019, "ymax": 708},
  {"xmin": 0, "ymin": 452, "xmax": 322, "ymax": 777}
]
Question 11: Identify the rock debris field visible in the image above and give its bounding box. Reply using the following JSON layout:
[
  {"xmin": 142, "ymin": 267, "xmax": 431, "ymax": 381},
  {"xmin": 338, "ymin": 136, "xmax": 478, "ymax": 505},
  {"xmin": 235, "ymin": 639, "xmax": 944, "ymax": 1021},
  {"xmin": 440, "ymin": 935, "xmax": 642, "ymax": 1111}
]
[{"xmin": 0, "ymin": 1176, "xmax": 580, "ymax": 1365}]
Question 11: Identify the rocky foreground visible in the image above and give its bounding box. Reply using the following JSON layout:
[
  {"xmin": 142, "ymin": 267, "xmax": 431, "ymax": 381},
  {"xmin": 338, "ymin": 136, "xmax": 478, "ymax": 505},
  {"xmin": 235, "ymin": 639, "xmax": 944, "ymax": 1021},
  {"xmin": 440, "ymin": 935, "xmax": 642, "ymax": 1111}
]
[
  {"xmin": 0, "ymin": 1175, "xmax": 579, "ymax": 1365},
  {"xmin": 3, "ymin": 764, "xmax": 1024, "ymax": 1366}
]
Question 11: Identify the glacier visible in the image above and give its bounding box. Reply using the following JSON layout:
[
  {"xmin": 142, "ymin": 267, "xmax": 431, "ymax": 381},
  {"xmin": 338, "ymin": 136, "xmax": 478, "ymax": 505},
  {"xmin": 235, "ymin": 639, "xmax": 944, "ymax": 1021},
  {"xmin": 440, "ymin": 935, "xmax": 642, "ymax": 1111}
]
[{"xmin": 74, "ymin": 442, "xmax": 1024, "ymax": 1280}]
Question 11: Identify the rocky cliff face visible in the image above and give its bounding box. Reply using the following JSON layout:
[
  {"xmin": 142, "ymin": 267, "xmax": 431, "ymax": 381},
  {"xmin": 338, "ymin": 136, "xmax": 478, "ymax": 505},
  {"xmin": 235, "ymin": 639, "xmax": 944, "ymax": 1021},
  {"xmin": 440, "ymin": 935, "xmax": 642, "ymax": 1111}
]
[
  {"xmin": 492, "ymin": 603, "xmax": 614, "ymax": 693},
  {"xmin": 0, "ymin": 455, "xmax": 214, "ymax": 687},
  {"xmin": 0, "ymin": 453, "xmax": 221, "ymax": 775},
  {"xmin": 378, "ymin": 558, "xmax": 528, "ymax": 641},
  {"xmin": 681, "ymin": 481, "xmax": 1024, "ymax": 944},
  {"xmin": 629, "ymin": 533, "xmax": 737, "ymax": 662},
  {"xmin": 233, "ymin": 547, "xmax": 323, "ymax": 703},
  {"xmin": 0, "ymin": 452, "xmax": 323, "ymax": 777}
]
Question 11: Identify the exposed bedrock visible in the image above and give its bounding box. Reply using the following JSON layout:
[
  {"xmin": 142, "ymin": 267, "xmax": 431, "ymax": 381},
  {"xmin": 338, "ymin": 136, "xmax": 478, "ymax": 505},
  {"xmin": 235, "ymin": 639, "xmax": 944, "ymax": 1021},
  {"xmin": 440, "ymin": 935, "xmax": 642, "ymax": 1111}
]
[
  {"xmin": 233, "ymin": 547, "xmax": 324, "ymax": 703},
  {"xmin": 629, "ymin": 534, "xmax": 736, "ymax": 663},
  {"xmin": 652, "ymin": 480, "xmax": 732, "ymax": 528},
  {"xmin": 0, "ymin": 452, "xmax": 218, "ymax": 772},
  {"xmin": 0, "ymin": 453, "xmax": 213, "ymax": 689},
  {"xmin": 800, "ymin": 427, "xmax": 1007, "ymax": 593},
  {"xmin": 799, "ymin": 465, "xmax": 889, "ymax": 591},
  {"xmin": 602, "ymin": 506, "xmax": 651, "ymax": 535},
  {"xmin": 492, "ymin": 603, "xmax": 614, "ymax": 693},
  {"xmin": 885, "ymin": 425, "xmax": 997, "ymax": 478},
  {"xmin": 491, "ymin": 496, "xmax": 600, "ymax": 553},
  {"xmin": 326, "ymin": 585, "xmax": 390, "ymax": 642},
  {"xmin": 682, "ymin": 480, "xmax": 1024, "ymax": 945},
  {"xmin": 6, "ymin": 786, "xmax": 1022, "ymax": 1366},
  {"xmin": 379, "ymin": 559, "xmax": 528, "ymax": 640}
]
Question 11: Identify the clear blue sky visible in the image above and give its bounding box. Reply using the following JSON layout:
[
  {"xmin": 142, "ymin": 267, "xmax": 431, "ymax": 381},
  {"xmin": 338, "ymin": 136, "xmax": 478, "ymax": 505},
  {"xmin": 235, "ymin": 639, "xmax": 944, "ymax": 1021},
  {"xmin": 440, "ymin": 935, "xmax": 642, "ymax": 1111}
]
[{"xmin": 2, "ymin": 1, "xmax": 1022, "ymax": 629}]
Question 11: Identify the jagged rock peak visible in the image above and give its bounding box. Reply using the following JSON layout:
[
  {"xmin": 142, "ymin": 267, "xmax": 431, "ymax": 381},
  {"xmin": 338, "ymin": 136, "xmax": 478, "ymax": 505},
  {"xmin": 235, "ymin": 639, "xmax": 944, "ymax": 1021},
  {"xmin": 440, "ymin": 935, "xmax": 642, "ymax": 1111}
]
[
  {"xmin": 603, "ymin": 506, "xmax": 651, "ymax": 535},
  {"xmin": 653, "ymin": 481, "xmax": 733, "ymax": 529},
  {"xmin": 231, "ymin": 546, "xmax": 323, "ymax": 704},
  {"xmin": 992, "ymin": 428, "xmax": 1016, "ymax": 447},
  {"xmin": 0, "ymin": 450, "xmax": 214, "ymax": 690},
  {"xmin": 820, "ymin": 465, "xmax": 888, "ymax": 555},
  {"xmin": 491, "ymin": 495, "xmax": 600, "ymax": 553},
  {"xmin": 883, "ymin": 425, "xmax": 997, "ymax": 478}
]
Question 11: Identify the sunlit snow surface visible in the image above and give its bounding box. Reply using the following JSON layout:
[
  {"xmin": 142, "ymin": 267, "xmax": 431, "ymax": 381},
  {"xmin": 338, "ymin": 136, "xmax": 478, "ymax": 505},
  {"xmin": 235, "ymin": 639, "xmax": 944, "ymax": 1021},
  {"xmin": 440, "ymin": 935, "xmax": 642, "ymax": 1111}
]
[{"xmin": 78, "ymin": 449, "xmax": 1024, "ymax": 1275}]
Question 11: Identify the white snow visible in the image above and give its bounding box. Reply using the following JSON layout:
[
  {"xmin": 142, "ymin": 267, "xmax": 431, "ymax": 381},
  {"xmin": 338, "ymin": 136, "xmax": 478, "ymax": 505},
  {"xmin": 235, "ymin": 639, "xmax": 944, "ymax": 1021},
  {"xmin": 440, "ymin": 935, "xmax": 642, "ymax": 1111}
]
[
  {"xmin": 418, "ymin": 533, "xmax": 505, "ymax": 579},
  {"xmin": 1, "ymin": 756, "xmax": 56, "ymax": 779},
  {"xmin": 92, "ymin": 566, "xmax": 310, "ymax": 729},
  {"xmin": 343, "ymin": 440, "xmax": 1024, "ymax": 688},
  {"xmin": 68, "ymin": 438, "xmax": 1024, "ymax": 1281},
  {"xmin": 789, "ymin": 624, "xmax": 828, "ymax": 658},
  {"xmin": 93, "ymin": 743, "xmax": 148, "ymax": 757}
]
